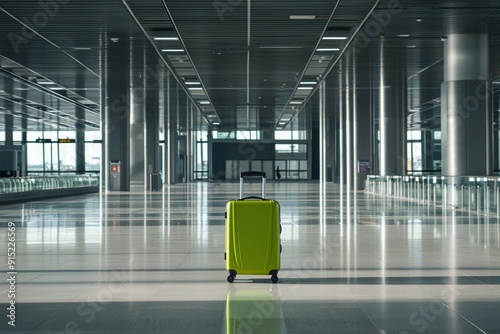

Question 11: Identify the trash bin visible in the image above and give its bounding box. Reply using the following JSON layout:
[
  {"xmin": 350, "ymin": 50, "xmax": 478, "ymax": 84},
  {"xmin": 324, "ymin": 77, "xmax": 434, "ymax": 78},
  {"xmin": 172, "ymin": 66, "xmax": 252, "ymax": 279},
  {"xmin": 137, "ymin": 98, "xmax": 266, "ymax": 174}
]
[{"xmin": 150, "ymin": 173, "xmax": 162, "ymax": 191}]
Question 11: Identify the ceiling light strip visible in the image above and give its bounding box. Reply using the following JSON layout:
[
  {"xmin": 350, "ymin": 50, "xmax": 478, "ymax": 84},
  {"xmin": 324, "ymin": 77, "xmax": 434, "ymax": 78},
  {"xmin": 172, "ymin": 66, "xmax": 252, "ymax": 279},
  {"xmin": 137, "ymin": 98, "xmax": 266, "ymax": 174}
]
[
  {"xmin": 0, "ymin": 8, "xmax": 99, "ymax": 78},
  {"xmin": 0, "ymin": 68, "xmax": 98, "ymax": 115},
  {"xmin": 158, "ymin": 0, "xmax": 219, "ymax": 127},
  {"xmin": 275, "ymin": 0, "xmax": 344, "ymax": 128},
  {"xmin": 122, "ymin": 0, "xmax": 218, "ymax": 127},
  {"xmin": 277, "ymin": 0, "xmax": 382, "ymax": 127}
]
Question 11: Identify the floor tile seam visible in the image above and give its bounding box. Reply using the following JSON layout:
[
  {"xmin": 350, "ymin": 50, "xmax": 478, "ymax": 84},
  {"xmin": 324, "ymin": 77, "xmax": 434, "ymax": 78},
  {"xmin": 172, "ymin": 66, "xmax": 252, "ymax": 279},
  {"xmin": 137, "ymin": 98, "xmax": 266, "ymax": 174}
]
[
  {"xmin": 440, "ymin": 302, "xmax": 488, "ymax": 333},
  {"xmin": 354, "ymin": 299, "xmax": 386, "ymax": 333}
]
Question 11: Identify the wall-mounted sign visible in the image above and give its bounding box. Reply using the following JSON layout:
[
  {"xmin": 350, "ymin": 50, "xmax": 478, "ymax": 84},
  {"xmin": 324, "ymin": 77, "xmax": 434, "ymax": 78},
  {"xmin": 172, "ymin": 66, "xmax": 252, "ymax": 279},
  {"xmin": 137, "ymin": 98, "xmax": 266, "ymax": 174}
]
[
  {"xmin": 35, "ymin": 138, "xmax": 51, "ymax": 143},
  {"xmin": 358, "ymin": 160, "xmax": 371, "ymax": 173},
  {"xmin": 58, "ymin": 138, "xmax": 75, "ymax": 143}
]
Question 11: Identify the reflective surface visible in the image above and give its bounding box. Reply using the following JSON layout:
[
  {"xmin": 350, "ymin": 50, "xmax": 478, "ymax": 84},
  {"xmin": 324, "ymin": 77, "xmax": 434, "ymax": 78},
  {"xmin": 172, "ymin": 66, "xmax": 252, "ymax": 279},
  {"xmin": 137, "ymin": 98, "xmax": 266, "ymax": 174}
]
[{"xmin": 0, "ymin": 181, "xmax": 499, "ymax": 333}]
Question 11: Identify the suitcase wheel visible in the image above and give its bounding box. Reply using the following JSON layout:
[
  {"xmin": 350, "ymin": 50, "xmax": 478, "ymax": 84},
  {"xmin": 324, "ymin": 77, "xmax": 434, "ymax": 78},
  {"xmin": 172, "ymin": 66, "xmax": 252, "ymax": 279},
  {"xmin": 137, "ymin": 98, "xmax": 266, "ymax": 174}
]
[
  {"xmin": 271, "ymin": 275, "xmax": 278, "ymax": 283},
  {"xmin": 227, "ymin": 275, "xmax": 235, "ymax": 283}
]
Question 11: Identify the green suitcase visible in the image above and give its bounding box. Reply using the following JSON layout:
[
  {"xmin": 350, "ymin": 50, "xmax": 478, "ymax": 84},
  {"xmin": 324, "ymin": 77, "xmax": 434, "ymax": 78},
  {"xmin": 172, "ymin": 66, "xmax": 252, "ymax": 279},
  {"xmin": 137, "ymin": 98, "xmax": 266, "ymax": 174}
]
[{"xmin": 225, "ymin": 171, "xmax": 281, "ymax": 283}]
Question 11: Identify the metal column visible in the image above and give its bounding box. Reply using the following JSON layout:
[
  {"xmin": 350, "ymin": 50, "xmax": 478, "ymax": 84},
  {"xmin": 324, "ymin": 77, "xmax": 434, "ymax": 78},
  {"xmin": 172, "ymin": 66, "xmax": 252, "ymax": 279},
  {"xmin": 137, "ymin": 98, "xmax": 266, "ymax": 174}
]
[
  {"xmin": 130, "ymin": 45, "xmax": 146, "ymax": 187},
  {"xmin": 441, "ymin": 34, "xmax": 492, "ymax": 176},
  {"xmin": 145, "ymin": 55, "xmax": 160, "ymax": 189},
  {"xmin": 379, "ymin": 43, "xmax": 407, "ymax": 176},
  {"xmin": 103, "ymin": 35, "xmax": 131, "ymax": 191}
]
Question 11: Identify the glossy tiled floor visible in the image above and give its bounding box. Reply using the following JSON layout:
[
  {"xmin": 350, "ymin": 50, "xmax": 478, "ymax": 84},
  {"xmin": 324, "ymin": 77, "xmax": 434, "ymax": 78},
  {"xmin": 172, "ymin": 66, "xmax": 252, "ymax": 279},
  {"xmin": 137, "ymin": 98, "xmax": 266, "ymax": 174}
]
[{"xmin": 1, "ymin": 181, "xmax": 500, "ymax": 333}]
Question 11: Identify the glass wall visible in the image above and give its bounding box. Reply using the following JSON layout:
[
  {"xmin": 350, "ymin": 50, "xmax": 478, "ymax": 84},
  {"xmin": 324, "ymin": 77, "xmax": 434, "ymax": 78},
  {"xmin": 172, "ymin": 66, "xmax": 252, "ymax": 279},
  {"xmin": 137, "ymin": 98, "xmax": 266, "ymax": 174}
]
[
  {"xmin": 194, "ymin": 131, "xmax": 208, "ymax": 180},
  {"xmin": 85, "ymin": 131, "xmax": 101, "ymax": 172},
  {"xmin": 23, "ymin": 130, "xmax": 101, "ymax": 175},
  {"xmin": 407, "ymin": 130, "xmax": 422, "ymax": 174}
]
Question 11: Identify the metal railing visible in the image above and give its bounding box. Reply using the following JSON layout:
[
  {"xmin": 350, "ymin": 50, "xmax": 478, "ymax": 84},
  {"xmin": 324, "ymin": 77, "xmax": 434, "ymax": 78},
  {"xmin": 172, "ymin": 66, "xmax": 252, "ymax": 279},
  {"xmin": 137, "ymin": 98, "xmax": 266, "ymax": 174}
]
[
  {"xmin": 365, "ymin": 175, "xmax": 500, "ymax": 215},
  {"xmin": 0, "ymin": 175, "xmax": 99, "ymax": 195}
]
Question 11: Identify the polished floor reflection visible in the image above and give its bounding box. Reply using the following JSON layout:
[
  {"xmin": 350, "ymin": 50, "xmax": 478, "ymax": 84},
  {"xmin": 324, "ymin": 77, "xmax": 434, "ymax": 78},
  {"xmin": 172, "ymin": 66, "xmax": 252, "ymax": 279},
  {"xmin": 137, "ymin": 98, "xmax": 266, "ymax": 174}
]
[{"xmin": 0, "ymin": 181, "xmax": 500, "ymax": 333}]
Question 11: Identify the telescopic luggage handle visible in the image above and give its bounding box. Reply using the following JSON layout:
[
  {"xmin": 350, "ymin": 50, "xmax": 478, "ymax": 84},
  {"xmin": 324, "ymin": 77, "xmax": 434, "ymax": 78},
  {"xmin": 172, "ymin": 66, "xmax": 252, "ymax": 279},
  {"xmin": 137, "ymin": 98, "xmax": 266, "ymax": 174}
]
[
  {"xmin": 241, "ymin": 171, "xmax": 266, "ymax": 178},
  {"xmin": 240, "ymin": 171, "xmax": 266, "ymax": 199}
]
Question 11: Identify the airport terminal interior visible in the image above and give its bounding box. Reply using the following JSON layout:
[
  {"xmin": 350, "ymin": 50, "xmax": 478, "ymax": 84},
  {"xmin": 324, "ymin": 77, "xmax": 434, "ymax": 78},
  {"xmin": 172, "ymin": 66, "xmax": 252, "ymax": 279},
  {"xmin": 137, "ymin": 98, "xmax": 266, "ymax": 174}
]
[{"xmin": 1, "ymin": 0, "xmax": 500, "ymax": 333}]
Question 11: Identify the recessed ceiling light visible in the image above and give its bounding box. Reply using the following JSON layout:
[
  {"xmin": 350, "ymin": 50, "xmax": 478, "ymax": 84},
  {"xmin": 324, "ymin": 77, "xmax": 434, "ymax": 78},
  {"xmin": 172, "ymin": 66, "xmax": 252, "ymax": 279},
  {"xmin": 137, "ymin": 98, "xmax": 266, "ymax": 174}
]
[
  {"xmin": 213, "ymin": 122, "xmax": 220, "ymax": 125},
  {"xmin": 72, "ymin": 47, "xmax": 92, "ymax": 50},
  {"xmin": 398, "ymin": 34, "xmax": 410, "ymax": 38},
  {"xmin": 407, "ymin": 45, "xmax": 417, "ymax": 48},
  {"xmin": 259, "ymin": 45, "xmax": 303, "ymax": 49},
  {"xmin": 199, "ymin": 101, "xmax": 210, "ymax": 105},
  {"xmin": 188, "ymin": 87, "xmax": 203, "ymax": 90},
  {"xmin": 300, "ymin": 81, "xmax": 316, "ymax": 85},
  {"xmin": 316, "ymin": 48, "xmax": 340, "ymax": 52},
  {"xmin": 297, "ymin": 87, "xmax": 313, "ymax": 90},
  {"xmin": 322, "ymin": 36, "xmax": 347, "ymax": 40},
  {"xmin": 289, "ymin": 101, "xmax": 303, "ymax": 104},
  {"xmin": 290, "ymin": 15, "xmax": 316, "ymax": 19},
  {"xmin": 185, "ymin": 81, "xmax": 201, "ymax": 85},
  {"xmin": 37, "ymin": 81, "xmax": 54, "ymax": 85},
  {"xmin": 154, "ymin": 37, "xmax": 179, "ymax": 41},
  {"xmin": 416, "ymin": 18, "xmax": 422, "ymax": 22},
  {"xmin": 161, "ymin": 49, "xmax": 184, "ymax": 52}
]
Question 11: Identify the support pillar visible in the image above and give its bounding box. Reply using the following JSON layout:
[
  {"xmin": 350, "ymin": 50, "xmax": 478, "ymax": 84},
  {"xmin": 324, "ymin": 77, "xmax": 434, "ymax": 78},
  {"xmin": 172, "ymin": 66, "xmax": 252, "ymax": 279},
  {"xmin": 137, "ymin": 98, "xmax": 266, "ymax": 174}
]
[
  {"xmin": 164, "ymin": 73, "xmax": 177, "ymax": 185},
  {"xmin": 319, "ymin": 81, "xmax": 326, "ymax": 184},
  {"xmin": 145, "ymin": 56, "xmax": 160, "ymax": 189},
  {"xmin": 4, "ymin": 76, "xmax": 14, "ymax": 145},
  {"xmin": 379, "ymin": 45, "xmax": 406, "ymax": 176},
  {"xmin": 441, "ymin": 34, "xmax": 492, "ymax": 176},
  {"xmin": 76, "ymin": 106, "xmax": 86, "ymax": 174},
  {"xmin": 75, "ymin": 72, "xmax": 86, "ymax": 174},
  {"xmin": 130, "ymin": 46, "xmax": 145, "ymax": 187},
  {"xmin": 353, "ymin": 56, "xmax": 372, "ymax": 190},
  {"xmin": 103, "ymin": 36, "xmax": 130, "ymax": 191}
]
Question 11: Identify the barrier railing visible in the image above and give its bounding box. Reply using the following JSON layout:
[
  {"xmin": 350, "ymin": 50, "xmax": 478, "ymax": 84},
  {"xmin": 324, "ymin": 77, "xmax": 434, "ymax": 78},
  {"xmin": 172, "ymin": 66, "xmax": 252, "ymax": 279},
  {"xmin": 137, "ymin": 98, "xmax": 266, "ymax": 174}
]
[
  {"xmin": 0, "ymin": 175, "xmax": 99, "ymax": 195},
  {"xmin": 365, "ymin": 175, "xmax": 500, "ymax": 216}
]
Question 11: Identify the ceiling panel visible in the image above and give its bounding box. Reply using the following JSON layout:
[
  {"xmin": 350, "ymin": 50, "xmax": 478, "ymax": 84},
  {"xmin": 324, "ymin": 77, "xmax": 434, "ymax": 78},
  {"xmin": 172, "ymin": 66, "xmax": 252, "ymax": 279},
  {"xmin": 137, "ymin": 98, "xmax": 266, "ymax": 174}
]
[{"xmin": 0, "ymin": 0, "xmax": 499, "ymax": 133}]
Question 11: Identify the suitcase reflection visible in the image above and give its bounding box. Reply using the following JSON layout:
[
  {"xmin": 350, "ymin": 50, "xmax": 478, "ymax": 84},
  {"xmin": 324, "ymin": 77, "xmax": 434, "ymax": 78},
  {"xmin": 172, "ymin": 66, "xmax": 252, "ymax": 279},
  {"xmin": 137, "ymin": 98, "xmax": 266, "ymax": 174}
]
[{"xmin": 223, "ymin": 284, "xmax": 285, "ymax": 334}]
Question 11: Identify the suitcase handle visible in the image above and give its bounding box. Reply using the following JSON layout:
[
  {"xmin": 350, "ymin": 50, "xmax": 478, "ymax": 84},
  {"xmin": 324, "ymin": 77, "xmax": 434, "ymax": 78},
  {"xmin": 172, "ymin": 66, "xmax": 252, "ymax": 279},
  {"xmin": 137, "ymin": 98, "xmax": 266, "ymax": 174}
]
[
  {"xmin": 241, "ymin": 171, "xmax": 266, "ymax": 178},
  {"xmin": 240, "ymin": 171, "xmax": 266, "ymax": 199},
  {"xmin": 241, "ymin": 196, "xmax": 265, "ymax": 200}
]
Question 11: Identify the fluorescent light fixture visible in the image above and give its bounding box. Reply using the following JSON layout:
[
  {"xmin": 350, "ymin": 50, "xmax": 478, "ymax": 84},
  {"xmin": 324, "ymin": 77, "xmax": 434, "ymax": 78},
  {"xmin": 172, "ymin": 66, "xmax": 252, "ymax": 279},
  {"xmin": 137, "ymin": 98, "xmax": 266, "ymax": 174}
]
[
  {"xmin": 199, "ymin": 101, "xmax": 210, "ymax": 105},
  {"xmin": 213, "ymin": 122, "xmax": 220, "ymax": 125},
  {"xmin": 300, "ymin": 81, "xmax": 316, "ymax": 85},
  {"xmin": 316, "ymin": 48, "xmax": 340, "ymax": 51},
  {"xmin": 161, "ymin": 49, "xmax": 184, "ymax": 52},
  {"xmin": 290, "ymin": 15, "xmax": 316, "ymax": 19},
  {"xmin": 185, "ymin": 81, "xmax": 201, "ymax": 85},
  {"xmin": 188, "ymin": 87, "xmax": 203, "ymax": 90},
  {"xmin": 37, "ymin": 81, "xmax": 54, "ymax": 85},
  {"xmin": 322, "ymin": 36, "xmax": 347, "ymax": 40},
  {"xmin": 297, "ymin": 87, "xmax": 313, "ymax": 90},
  {"xmin": 289, "ymin": 101, "xmax": 303, "ymax": 105},
  {"xmin": 154, "ymin": 37, "xmax": 179, "ymax": 41},
  {"xmin": 398, "ymin": 34, "xmax": 410, "ymax": 37},
  {"xmin": 407, "ymin": 45, "xmax": 417, "ymax": 48},
  {"xmin": 49, "ymin": 87, "xmax": 65, "ymax": 90},
  {"xmin": 72, "ymin": 47, "xmax": 92, "ymax": 50},
  {"xmin": 259, "ymin": 45, "xmax": 303, "ymax": 49}
]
